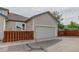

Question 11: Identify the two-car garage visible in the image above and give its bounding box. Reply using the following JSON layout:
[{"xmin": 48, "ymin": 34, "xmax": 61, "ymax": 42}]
[{"xmin": 35, "ymin": 26, "xmax": 57, "ymax": 41}]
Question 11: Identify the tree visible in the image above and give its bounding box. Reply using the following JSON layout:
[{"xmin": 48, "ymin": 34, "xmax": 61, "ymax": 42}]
[
  {"xmin": 70, "ymin": 21, "xmax": 76, "ymax": 26},
  {"xmin": 52, "ymin": 11, "xmax": 63, "ymax": 22},
  {"xmin": 58, "ymin": 23, "xmax": 64, "ymax": 29},
  {"xmin": 67, "ymin": 21, "xmax": 78, "ymax": 30},
  {"xmin": 52, "ymin": 11, "xmax": 64, "ymax": 30}
]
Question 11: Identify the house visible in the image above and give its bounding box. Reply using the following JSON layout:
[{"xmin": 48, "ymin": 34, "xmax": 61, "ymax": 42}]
[
  {"xmin": 25, "ymin": 11, "xmax": 58, "ymax": 42},
  {"xmin": 0, "ymin": 7, "xmax": 58, "ymax": 42}
]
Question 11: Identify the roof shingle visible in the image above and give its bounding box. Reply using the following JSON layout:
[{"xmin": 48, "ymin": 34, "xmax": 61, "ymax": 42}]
[{"xmin": 7, "ymin": 13, "xmax": 28, "ymax": 22}]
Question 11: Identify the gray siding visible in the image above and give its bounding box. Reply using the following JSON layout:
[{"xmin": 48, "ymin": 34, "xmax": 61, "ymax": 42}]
[
  {"xmin": 33, "ymin": 13, "xmax": 57, "ymax": 27},
  {"xmin": 0, "ymin": 16, "xmax": 5, "ymax": 40}
]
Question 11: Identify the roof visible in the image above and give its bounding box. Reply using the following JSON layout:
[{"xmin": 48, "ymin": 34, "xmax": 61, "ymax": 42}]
[
  {"xmin": 0, "ymin": 7, "xmax": 9, "ymax": 14},
  {"xmin": 7, "ymin": 13, "xmax": 28, "ymax": 22},
  {"xmin": 0, "ymin": 13, "xmax": 8, "ymax": 18},
  {"xmin": 0, "ymin": 7, "xmax": 9, "ymax": 11},
  {"xmin": 25, "ymin": 11, "xmax": 59, "ymax": 22}
]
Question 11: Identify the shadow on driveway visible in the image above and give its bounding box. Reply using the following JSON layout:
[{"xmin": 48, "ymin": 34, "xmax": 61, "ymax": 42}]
[{"xmin": 29, "ymin": 39, "xmax": 62, "ymax": 49}]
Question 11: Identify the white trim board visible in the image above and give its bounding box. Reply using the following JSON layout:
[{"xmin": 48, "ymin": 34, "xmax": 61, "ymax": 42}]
[{"xmin": 35, "ymin": 25, "xmax": 56, "ymax": 28}]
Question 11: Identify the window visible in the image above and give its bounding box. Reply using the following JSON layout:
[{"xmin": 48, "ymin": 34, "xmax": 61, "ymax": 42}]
[
  {"xmin": 0, "ymin": 10, "xmax": 2, "ymax": 14},
  {"xmin": 1, "ymin": 10, "xmax": 5, "ymax": 15},
  {"xmin": 15, "ymin": 22, "xmax": 26, "ymax": 30},
  {"xmin": 0, "ymin": 10, "xmax": 7, "ymax": 16}
]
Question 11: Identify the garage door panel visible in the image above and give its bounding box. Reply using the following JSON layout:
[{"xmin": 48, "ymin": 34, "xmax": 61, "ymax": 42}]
[{"xmin": 35, "ymin": 26, "xmax": 56, "ymax": 39}]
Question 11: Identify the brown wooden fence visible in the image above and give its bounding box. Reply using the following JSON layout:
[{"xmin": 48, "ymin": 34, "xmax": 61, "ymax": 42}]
[
  {"xmin": 58, "ymin": 31, "xmax": 64, "ymax": 36},
  {"xmin": 58, "ymin": 30, "xmax": 79, "ymax": 36},
  {"xmin": 3, "ymin": 31, "xmax": 34, "ymax": 42}
]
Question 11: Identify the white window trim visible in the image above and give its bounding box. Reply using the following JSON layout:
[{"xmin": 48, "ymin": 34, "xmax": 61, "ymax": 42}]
[{"xmin": 32, "ymin": 19, "xmax": 35, "ymax": 31}]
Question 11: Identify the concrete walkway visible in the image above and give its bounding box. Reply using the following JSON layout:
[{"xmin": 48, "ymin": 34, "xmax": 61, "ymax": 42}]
[{"xmin": 8, "ymin": 37, "xmax": 79, "ymax": 52}]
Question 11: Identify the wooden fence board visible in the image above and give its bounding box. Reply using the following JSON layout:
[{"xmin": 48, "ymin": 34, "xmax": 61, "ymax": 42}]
[
  {"xmin": 58, "ymin": 30, "xmax": 79, "ymax": 36},
  {"xmin": 3, "ymin": 31, "xmax": 34, "ymax": 42}
]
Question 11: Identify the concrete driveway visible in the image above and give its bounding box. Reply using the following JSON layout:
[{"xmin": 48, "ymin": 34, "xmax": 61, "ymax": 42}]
[
  {"xmin": 46, "ymin": 37, "xmax": 79, "ymax": 52},
  {"xmin": 8, "ymin": 37, "xmax": 79, "ymax": 52}
]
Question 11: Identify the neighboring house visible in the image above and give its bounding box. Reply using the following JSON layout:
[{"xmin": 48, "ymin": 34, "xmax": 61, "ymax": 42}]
[
  {"xmin": 0, "ymin": 7, "xmax": 58, "ymax": 42},
  {"xmin": 25, "ymin": 11, "xmax": 58, "ymax": 42},
  {"xmin": 0, "ymin": 7, "xmax": 9, "ymax": 40},
  {"xmin": 0, "ymin": 7, "xmax": 28, "ymax": 41}
]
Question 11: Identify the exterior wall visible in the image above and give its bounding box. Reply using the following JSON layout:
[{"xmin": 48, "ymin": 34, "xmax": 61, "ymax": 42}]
[
  {"xmin": 6, "ymin": 21, "xmax": 27, "ymax": 31},
  {"xmin": 54, "ymin": 27, "xmax": 58, "ymax": 36},
  {"xmin": 0, "ymin": 16, "xmax": 5, "ymax": 40},
  {"xmin": 33, "ymin": 13, "xmax": 58, "ymax": 27},
  {"xmin": 26, "ymin": 20, "xmax": 33, "ymax": 31},
  {"xmin": 6, "ymin": 21, "xmax": 16, "ymax": 31}
]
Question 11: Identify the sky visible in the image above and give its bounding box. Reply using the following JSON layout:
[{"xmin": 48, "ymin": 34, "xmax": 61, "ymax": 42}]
[{"xmin": 6, "ymin": 7, "xmax": 79, "ymax": 25}]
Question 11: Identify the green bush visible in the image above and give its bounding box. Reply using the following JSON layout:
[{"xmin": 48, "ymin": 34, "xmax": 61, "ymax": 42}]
[
  {"xmin": 64, "ymin": 21, "xmax": 79, "ymax": 30},
  {"xmin": 58, "ymin": 23, "xmax": 64, "ymax": 29}
]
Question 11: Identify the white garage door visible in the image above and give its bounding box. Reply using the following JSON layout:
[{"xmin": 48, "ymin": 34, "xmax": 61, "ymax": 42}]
[{"xmin": 35, "ymin": 26, "xmax": 57, "ymax": 41}]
